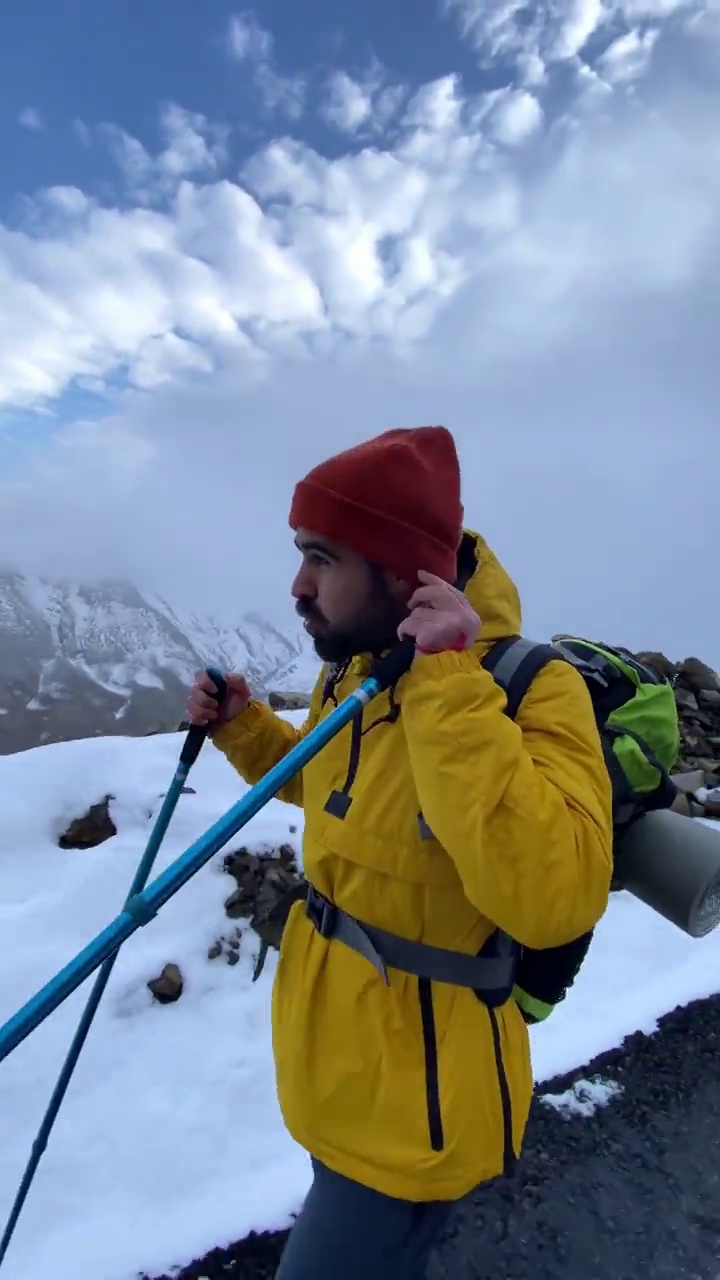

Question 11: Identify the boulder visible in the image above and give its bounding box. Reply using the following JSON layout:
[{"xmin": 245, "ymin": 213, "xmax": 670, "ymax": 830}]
[
  {"xmin": 635, "ymin": 651, "xmax": 677, "ymax": 681},
  {"xmin": 220, "ymin": 843, "xmax": 305, "ymax": 956},
  {"xmin": 677, "ymin": 658, "xmax": 720, "ymax": 695},
  {"xmin": 58, "ymin": 796, "xmax": 117, "ymax": 849},
  {"xmin": 147, "ymin": 963, "xmax": 183, "ymax": 1004},
  {"xmin": 268, "ymin": 690, "xmax": 312, "ymax": 711}
]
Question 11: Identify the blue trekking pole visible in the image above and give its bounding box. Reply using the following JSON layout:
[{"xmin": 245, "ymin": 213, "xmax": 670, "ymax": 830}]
[
  {"xmin": 0, "ymin": 641, "xmax": 413, "ymax": 1068},
  {"xmin": 0, "ymin": 668, "xmax": 227, "ymax": 1269}
]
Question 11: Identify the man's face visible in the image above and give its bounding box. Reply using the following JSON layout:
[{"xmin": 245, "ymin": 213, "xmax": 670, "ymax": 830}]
[{"xmin": 291, "ymin": 529, "xmax": 409, "ymax": 663}]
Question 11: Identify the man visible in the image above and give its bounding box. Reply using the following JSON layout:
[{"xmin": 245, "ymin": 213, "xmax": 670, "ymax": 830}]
[{"xmin": 186, "ymin": 425, "xmax": 613, "ymax": 1279}]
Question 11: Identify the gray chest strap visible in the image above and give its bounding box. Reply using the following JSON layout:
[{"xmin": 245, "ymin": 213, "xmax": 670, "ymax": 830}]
[{"xmin": 305, "ymin": 885, "xmax": 516, "ymax": 1004}]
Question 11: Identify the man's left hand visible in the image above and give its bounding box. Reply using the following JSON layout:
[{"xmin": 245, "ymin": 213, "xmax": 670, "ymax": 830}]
[{"xmin": 397, "ymin": 571, "xmax": 481, "ymax": 655}]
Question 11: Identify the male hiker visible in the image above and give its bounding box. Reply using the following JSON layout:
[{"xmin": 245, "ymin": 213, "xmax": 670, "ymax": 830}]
[{"xmin": 186, "ymin": 425, "xmax": 614, "ymax": 1279}]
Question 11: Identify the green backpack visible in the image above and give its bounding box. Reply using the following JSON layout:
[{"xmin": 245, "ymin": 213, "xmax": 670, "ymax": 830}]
[{"xmin": 481, "ymin": 634, "xmax": 682, "ymax": 1024}]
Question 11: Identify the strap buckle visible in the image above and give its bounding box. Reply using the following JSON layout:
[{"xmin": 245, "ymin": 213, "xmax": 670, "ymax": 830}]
[{"xmin": 306, "ymin": 887, "xmax": 337, "ymax": 939}]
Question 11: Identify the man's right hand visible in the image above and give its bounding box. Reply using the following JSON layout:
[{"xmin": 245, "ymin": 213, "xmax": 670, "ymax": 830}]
[{"xmin": 186, "ymin": 671, "xmax": 252, "ymax": 729}]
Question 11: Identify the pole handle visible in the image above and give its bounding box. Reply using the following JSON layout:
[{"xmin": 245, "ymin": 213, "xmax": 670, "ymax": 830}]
[
  {"xmin": 370, "ymin": 638, "xmax": 416, "ymax": 691},
  {"xmin": 179, "ymin": 666, "xmax": 227, "ymax": 769}
]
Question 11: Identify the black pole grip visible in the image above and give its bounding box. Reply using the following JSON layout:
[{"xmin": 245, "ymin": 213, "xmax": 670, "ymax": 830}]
[
  {"xmin": 179, "ymin": 666, "xmax": 227, "ymax": 769},
  {"xmin": 370, "ymin": 638, "xmax": 416, "ymax": 691}
]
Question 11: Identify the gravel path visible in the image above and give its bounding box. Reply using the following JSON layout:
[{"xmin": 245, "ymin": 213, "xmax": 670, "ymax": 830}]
[{"xmin": 146, "ymin": 991, "xmax": 720, "ymax": 1280}]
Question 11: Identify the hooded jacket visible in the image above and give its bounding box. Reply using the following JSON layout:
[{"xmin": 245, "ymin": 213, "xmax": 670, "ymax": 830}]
[{"xmin": 212, "ymin": 530, "xmax": 613, "ymax": 1202}]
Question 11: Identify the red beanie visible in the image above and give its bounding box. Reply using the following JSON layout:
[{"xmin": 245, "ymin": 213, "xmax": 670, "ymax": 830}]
[{"xmin": 289, "ymin": 426, "xmax": 464, "ymax": 584}]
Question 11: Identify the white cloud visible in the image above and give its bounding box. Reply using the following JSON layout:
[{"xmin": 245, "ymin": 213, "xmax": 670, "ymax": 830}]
[
  {"xmin": 322, "ymin": 72, "xmax": 374, "ymax": 132},
  {"xmin": 489, "ymin": 89, "xmax": 545, "ymax": 145},
  {"xmin": 228, "ymin": 10, "xmax": 273, "ymax": 61},
  {"xmin": 597, "ymin": 27, "xmax": 661, "ymax": 83},
  {"xmin": 97, "ymin": 105, "xmax": 226, "ymax": 204},
  {"xmin": 320, "ymin": 64, "xmax": 405, "ymax": 135},
  {"xmin": 227, "ymin": 10, "xmax": 306, "ymax": 119},
  {"xmin": 0, "ymin": 4, "xmax": 718, "ymax": 662},
  {"xmin": 443, "ymin": 0, "xmax": 703, "ymax": 74},
  {"xmin": 552, "ymin": 0, "xmax": 606, "ymax": 59},
  {"xmin": 18, "ymin": 107, "xmax": 44, "ymax": 131}
]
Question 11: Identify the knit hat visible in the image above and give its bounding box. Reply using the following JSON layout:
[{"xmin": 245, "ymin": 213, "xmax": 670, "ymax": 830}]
[{"xmin": 289, "ymin": 426, "xmax": 464, "ymax": 584}]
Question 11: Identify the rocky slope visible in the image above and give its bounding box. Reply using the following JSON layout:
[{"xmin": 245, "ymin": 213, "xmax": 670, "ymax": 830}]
[{"xmin": 0, "ymin": 569, "xmax": 319, "ymax": 756}]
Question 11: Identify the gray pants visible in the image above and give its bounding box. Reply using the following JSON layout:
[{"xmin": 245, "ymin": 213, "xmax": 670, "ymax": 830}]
[{"xmin": 275, "ymin": 1158, "xmax": 453, "ymax": 1280}]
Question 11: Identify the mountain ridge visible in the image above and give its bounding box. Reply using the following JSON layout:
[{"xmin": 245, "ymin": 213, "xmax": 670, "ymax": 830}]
[{"xmin": 0, "ymin": 568, "xmax": 319, "ymax": 755}]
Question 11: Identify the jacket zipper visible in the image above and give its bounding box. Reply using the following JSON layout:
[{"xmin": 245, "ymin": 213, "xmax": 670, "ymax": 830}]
[
  {"xmin": 418, "ymin": 978, "xmax": 444, "ymax": 1151},
  {"xmin": 487, "ymin": 1006, "xmax": 515, "ymax": 1174}
]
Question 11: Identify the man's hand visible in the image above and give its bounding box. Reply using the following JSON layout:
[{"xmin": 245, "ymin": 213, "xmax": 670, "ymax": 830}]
[
  {"xmin": 397, "ymin": 570, "xmax": 481, "ymax": 655},
  {"xmin": 186, "ymin": 671, "xmax": 252, "ymax": 729}
]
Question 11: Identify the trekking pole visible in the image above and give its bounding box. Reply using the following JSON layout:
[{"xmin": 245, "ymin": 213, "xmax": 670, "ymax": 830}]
[
  {"xmin": 0, "ymin": 641, "xmax": 414, "ymax": 1068},
  {"xmin": 0, "ymin": 669, "xmax": 226, "ymax": 1269}
]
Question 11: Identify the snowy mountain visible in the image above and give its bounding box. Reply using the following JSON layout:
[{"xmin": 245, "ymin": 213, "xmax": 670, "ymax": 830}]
[{"xmin": 0, "ymin": 569, "xmax": 320, "ymax": 755}]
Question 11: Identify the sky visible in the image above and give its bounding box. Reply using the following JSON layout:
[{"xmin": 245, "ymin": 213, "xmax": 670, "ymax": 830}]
[{"xmin": 0, "ymin": 0, "xmax": 718, "ymax": 662}]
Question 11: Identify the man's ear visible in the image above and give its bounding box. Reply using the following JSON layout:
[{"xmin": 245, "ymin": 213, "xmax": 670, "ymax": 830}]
[{"xmin": 384, "ymin": 572, "xmax": 413, "ymax": 604}]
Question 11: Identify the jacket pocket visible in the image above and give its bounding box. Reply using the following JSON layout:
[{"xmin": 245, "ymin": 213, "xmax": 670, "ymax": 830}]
[
  {"xmin": 418, "ymin": 978, "xmax": 444, "ymax": 1151},
  {"xmin": 487, "ymin": 1006, "xmax": 515, "ymax": 1174}
]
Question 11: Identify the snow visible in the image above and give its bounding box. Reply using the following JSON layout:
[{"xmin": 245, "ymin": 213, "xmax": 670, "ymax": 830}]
[
  {"xmin": 0, "ymin": 726, "xmax": 719, "ymax": 1280},
  {"xmin": 540, "ymin": 1075, "xmax": 623, "ymax": 1119}
]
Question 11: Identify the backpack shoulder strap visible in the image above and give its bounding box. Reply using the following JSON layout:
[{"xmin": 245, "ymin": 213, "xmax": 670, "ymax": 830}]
[{"xmin": 481, "ymin": 636, "xmax": 565, "ymax": 720}]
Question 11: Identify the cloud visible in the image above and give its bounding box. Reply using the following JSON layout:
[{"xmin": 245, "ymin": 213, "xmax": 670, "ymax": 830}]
[
  {"xmin": 322, "ymin": 71, "xmax": 376, "ymax": 133},
  {"xmin": 442, "ymin": 0, "xmax": 700, "ymax": 74},
  {"xmin": 487, "ymin": 89, "xmax": 544, "ymax": 145},
  {"xmin": 227, "ymin": 10, "xmax": 306, "ymax": 119},
  {"xmin": 227, "ymin": 10, "xmax": 273, "ymax": 62},
  {"xmin": 0, "ymin": 4, "xmax": 719, "ymax": 663},
  {"xmin": 597, "ymin": 28, "xmax": 661, "ymax": 84},
  {"xmin": 18, "ymin": 107, "xmax": 44, "ymax": 131},
  {"xmin": 320, "ymin": 65, "xmax": 406, "ymax": 135},
  {"xmin": 97, "ymin": 104, "xmax": 227, "ymax": 203}
]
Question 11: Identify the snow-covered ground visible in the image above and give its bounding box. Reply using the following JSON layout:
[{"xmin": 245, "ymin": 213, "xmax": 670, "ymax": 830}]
[{"xmin": 0, "ymin": 726, "xmax": 719, "ymax": 1280}]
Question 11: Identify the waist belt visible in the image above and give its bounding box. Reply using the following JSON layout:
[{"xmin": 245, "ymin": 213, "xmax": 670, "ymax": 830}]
[{"xmin": 305, "ymin": 884, "xmax": 516, "ymax": 1003}]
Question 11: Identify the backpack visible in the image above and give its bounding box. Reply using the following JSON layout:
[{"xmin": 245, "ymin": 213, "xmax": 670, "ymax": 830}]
[{"xmin": 481, "ymin": 634, "xmax": 682, "ymax": 1024}]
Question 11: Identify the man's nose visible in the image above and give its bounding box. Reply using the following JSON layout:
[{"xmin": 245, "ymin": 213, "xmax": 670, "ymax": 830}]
[{"xmin": 291, "ymin": 567, "xmax": 315, "ymax": 600}]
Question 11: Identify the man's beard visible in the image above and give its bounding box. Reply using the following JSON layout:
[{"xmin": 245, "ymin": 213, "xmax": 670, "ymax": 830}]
[{"xmin": 296, "ymin": 584, "xmax": 407, "ymax": 665}]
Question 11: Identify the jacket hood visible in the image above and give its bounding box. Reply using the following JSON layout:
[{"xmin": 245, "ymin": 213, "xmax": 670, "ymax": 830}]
[{"xmin": 461, "ymin": 530, "xmax": 522, "ymax": 644}]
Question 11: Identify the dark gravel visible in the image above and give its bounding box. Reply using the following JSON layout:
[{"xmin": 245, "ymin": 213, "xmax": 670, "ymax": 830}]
[{"xmin": 145, "ymin": 991, "xmax": 720, "ymax": 1280}]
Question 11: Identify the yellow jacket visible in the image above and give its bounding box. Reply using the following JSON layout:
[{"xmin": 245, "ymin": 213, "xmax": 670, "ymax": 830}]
[{"xmin": 212, "ymin": 531, "xmax": 613, "ymax": 1202}]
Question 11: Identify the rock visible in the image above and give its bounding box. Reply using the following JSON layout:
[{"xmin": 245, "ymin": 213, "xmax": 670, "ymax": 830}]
[
  {"xmin": 207, "ymin": 941, "xmax": 223, "ymax": 960},
  {"xmin": 147, "ymin": 963, "xmax": 183, "ymax": 1004},
  {"xmin": 217, "ymin": 843, "xmax": 305, "ymax": 953},
  {"xmin": 674, "ymin": 688, "xmax": 699, "ymax": 714},
  {"xmin": 689, "ymin": 757, "xmax": 720, "ymax": 776},
  {"xmin": 251, "ymin": 881, "xmax": 309, "ymax": 952},
  {"xmin": 671, "ymin": 792, "xmax": 693, "ymax": 817},
  {"xmin": 268, "ymin": 690, "xmax": 312, "ymax": 711},
  {"xmin": 58, "ymin": 796, "xmax": 117, "ymax": 849},
  {"xmin": 670, "ymin": 769, "xmax": 706, "ymax": 795},
  {"xmin": 669, "ymin": 759, "xmax": 697, "ymax": 774},
  {"xmin": 277, "ymin": 843, "xmax": 298, "ymax": 867},
  {"xmin": 677, "ymin": 658, "xmax": 720, "ymax": 695},
  {"xmin": 670, "ymin": 792, "xmax": 706, "ymax": 819},
  {"xmin": 635, "ymin": 651, "xmax": 677, "ymax": 681},
  {"xmin": 680, "ymin": 725, "xmax": 710, "ymax": 756},
  {"xmin": 698, "ymin": 689, "xmax": 720, "ymax": 709},
  {"xmin": 224, "ymin": 887, "xmax": 253, "ymax": 919}
]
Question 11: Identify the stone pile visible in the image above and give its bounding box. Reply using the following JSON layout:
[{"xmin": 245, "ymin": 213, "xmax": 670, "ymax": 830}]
[{"xmin": 636, "ymin": 651, "xmax": 720, "ymax": 818}]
